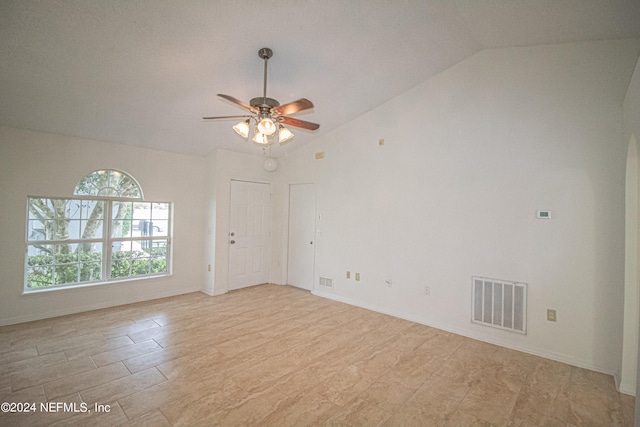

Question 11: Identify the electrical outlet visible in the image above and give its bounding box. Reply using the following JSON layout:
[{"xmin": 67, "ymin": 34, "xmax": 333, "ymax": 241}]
[
  {"xmin": 355, "ymin": 273, "xmax": 360, "ymax": 281},
  {"xmin": 547, "ymin": 309, "xmax": 557, "ymax": 322},
  {"xmin": 346, "ymin": 271, "xmax": 350, "ymax": 279},
  {"xmin": 207, "ymin": 264, "xmax": 211, "ymax": 272},
  {"xmin": 424, "ymin": 286, "xmax": 430, "ymax": 296}
]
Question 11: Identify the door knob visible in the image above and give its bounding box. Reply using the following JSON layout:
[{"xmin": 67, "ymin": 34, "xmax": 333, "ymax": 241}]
[{"xmin": 230, "ymin": 240, "xmax": 236, "ymax": 244}]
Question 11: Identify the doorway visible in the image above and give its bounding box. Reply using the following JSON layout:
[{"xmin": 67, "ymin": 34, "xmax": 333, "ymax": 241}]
[
  {"xmin": 228, "ymin": 180, "xmax": 271, "ymax": 290},
  {"xmin": 287, "ymin": 183, "xmax": 316, "ymax": 290}
]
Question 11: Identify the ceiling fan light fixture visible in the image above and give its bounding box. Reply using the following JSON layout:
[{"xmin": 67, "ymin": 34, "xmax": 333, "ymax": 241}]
[
  {"xmin": 257, "ymin": 117, "xmax": 276, "ymax": 136},
  {"xmin": 252, "ymin": 129, "xmax": 269, "ymax": 145},
  {"xmin": 278, "ymin": 124, "xmax": 294, "ymax": 143},
  {"xmin": 202, "ymin": 48, "xmax": 319, "ymax": 149},
  {"xmin": 232, "ymin": 120, "xmax": 250, "ymax": 138}
]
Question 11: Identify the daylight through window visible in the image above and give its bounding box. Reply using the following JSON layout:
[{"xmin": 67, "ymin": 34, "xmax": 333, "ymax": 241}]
[{"xmin": 25, "ymin": 170, "xmax": 171, "ymax": 291}]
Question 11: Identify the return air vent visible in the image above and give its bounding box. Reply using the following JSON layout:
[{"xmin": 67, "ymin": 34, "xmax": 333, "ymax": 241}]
[
  {"xmin": 319, "ymin": 277, "xmax": 333, "ymax": 288},
  {"xmin": 472, "ymin": 277, "xmax": 527, "ymax": 334}
]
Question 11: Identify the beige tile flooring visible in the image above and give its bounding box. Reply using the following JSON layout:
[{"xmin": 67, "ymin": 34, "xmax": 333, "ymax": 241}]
[{"xmin": 0, "ymin": 284, "xmax": 635, "ymax": 426}]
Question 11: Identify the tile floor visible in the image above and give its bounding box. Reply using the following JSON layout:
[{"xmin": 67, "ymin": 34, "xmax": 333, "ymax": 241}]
[{"xmin": 0, "ymin": 284, "xmax": 635, "ymax": 426}]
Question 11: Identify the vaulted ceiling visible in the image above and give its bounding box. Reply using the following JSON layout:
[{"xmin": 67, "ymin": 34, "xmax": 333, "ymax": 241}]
[{"xmin": 1, "ymin": 1, "xmax": 639, "ymax": 157}]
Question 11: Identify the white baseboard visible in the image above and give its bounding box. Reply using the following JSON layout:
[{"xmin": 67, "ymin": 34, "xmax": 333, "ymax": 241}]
[
  {"xmin": 312, "ymin": 289, "xmax": 621, "ymax": 386},
  {"xmin": 618, "ymin": 380, "xmax": 637, "ymax": 396}
]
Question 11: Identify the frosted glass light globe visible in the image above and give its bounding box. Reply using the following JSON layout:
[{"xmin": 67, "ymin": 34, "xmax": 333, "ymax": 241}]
[
  {"xmin": 263, "ymin": 157, "xmax": 278, "ymax": 172},
  {"xmin": 257, "ymin": 118, "xmax": 276, "ymax": 136}
]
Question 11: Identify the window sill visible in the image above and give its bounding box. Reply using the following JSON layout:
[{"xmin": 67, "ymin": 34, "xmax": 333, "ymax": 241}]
[{"xmin": 22, "ymin": 273, "xmax": 172, "ymax": 296}]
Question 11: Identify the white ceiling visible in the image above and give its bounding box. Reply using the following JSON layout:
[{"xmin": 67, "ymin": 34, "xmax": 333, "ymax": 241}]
[{"xmin": 1, "ymin": 0, "xmax": 639, "ymax": 157}]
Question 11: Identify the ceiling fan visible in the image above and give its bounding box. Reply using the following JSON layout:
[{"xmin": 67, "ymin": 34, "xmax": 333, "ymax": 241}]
[{"xmin": 203, "ymin": 47, "xmax": 319, "ymax": 146}]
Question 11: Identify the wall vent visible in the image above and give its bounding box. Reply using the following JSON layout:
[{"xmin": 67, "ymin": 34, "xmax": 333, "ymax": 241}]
[
  {"xmin": 319, "ymin": 277, "xmax": 333, "ymax": 288},
  {"xmin": 472, "ymin": 276, "xmax": 527, "ymax": 334}
]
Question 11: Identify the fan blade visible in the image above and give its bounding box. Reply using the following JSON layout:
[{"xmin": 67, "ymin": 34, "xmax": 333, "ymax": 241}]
[
  {"xmin": 202, "ymin": 115, "xmax": 252, "ymax": 120},
  {"xmin": 217, "ymin": 94, "xmax": 258, "ymax": 113},
  {"xmin": 272, "ymin": 98, "xmax": 314, "ymax": 116},
  {"xmin": 281, "ymin": 116, "xmax": 320, "ymax": 131}
]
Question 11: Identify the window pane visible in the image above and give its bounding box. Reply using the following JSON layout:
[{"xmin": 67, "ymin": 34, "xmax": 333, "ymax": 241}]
[
  {"xmin": 111, "ymin": 246, "xmax": 131, "ymax": 279},
  {"xmin": 81, "ymin": 200, "xmax": 104, "ymax": 218},
  {"xmin": 111, "ymin": 262, "xmax": 130, "ymax": 278},
  {"xmin": 151, "ymin": 243, "xmax": 167, "ymax": 257},
  {"xmin": 81, "ymin": 220, "xmax": 103, "ymax": 239},
  {"xmin": 54, "ymin": 244, "xmax": 78, "ymax": 263},
  {"xmin": 74, "ymin": 170, "xmax": 142, "ymax": 199},
  {"xmin": 150, "ymin": 242, "xmax": 168, "ymax": 274},
  {"xmin": 79, "ymin": 241, "xmax": 103, "ymax": 283},
  {"xmin": 55, "ymin": 264, "xmax": 79, "ymax": 285},
  {"xmin": 66, "ymin": 220, "xmax": 81, "ymax": 240},
  {"xmin": 132, "ymin": 258, "xmax": 150, "ymax": 276},
  {"xmin": 27, "ymin": 219, "xmax": 46, "ymax": 241},
  {"xmin": 80, "ymin": 262, "xmax": 101, "ymax": 282},
  {"xmin": 113, "ymin": 219, "xmax": 132, "ymax": 238},
  {"xmin": 50, "ymin": 218, "xmax": 70, "ymax": 240},
  {"xmin": 151, "ymin": 258, "xmax": 167, "ymax": 274},
  {"xmin": 26, "ymin": 265, "xmax": 53, "ymax": 288},
  {"xmin": 27, "ymin": 245, "xmax": 54, "ymax": 263},
  {"xmin": 149, "ymin": 220, "xmax": 168, "ymax": 237},
  {"xmin": 151, "ymin": 203, "xmax": 170, "ymax": 219},
  {"xmin": 80, "ymin": 200, "xmax": 105, "ymax": 240},
  {"xmin": 132, "ymin": 203, "xmax": 151, "ymax": 220},
  {"xmin": 139, "ymin": 221, "xmax": 157, "ymax": 237},
  {"xmin": 60, "ymin": 200, "xmax": 82, "ymax": 219},
  {"xmin": 28, "ymin": 198, "xmax": 55, "ymax": 221},
  {"xmin": 30, "ymin": 220, "xmax": 56, "ymax": 241},
  {"xmin": 79, "ymin": 242, "xmax": 103, "ymax": 282},
  {"xmin": 112, "ymin": 202, "xmax": 132, "ymax": 238}
]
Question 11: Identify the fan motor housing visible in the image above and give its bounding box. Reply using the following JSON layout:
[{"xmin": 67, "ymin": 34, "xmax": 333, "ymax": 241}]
[{"xmin": 250, "ymin": 97, "xmax": 280, "ymax": 109}]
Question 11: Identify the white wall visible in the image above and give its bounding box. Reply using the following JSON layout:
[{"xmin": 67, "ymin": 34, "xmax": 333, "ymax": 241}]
[
  {"xmin": 274, "ymin": 39, "xmax": 640, "ymax": 377},
  {"xmin": 621, "ymin": 53, "xmax": 640, "ymax": 401},
  {"xmin": 202, "ymin": 148, "xmax": 277, "ymax": 295},
  {"xmin": 0, "ymin": 126, "xmax": 207, "ymax": 325}
]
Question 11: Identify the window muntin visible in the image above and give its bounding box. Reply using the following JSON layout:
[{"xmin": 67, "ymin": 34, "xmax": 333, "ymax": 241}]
[
  {"xmin": 74, "ymin": 170, "xmax": 143, "ymax": 199},
  {"xmin": 25, "ymin": 170, "xmax": 169, "ymax": 291},
  {"xmin": 110, "ymin": 202, "xmax": 169, "ymax": 280},
  {"xmin": 25, "ymin": 197, "xmax": 171, "ymax": 290}
]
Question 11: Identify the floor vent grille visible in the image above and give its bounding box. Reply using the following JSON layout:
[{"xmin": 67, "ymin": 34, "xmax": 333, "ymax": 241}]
[
  {"xmin": 472, "ymin": 276, "xmax": 527, "ymax": 334},
  {"xmin": 319, "ymin": 277, "xmax": 333, "ymax": 288}
]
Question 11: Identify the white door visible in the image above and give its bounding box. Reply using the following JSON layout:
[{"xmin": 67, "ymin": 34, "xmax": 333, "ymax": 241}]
[
  {"xmin": 287, "ymin": 183, "xmax": 316, "ymax": 290},
  {"xmin": 228, "ymin": 180, "xmax": 271, "ymax": 290}
]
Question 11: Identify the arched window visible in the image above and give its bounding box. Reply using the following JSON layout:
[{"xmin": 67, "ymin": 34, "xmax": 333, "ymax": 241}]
[
  {"xmin": 74, "ymin": 170, "xmax": 143, "ymax": 199},
  {"xmin": 25, "ymin": 170, "xmax": 171, "ymax": 291}
]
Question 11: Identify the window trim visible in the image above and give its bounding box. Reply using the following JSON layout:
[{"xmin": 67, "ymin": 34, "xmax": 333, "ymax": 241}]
[
  {"xmin": 74, "ymin": 169, "xmax": 144, "ymax": 199},
  {"xmin": 24, "ymin": 195, "xmax": 172, "ymax": 293}
]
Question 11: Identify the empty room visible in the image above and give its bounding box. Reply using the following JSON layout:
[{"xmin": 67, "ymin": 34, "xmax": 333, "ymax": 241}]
[{"xmin": 1, "ymin": 1, "xmax": 640, "ymax": 425}]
